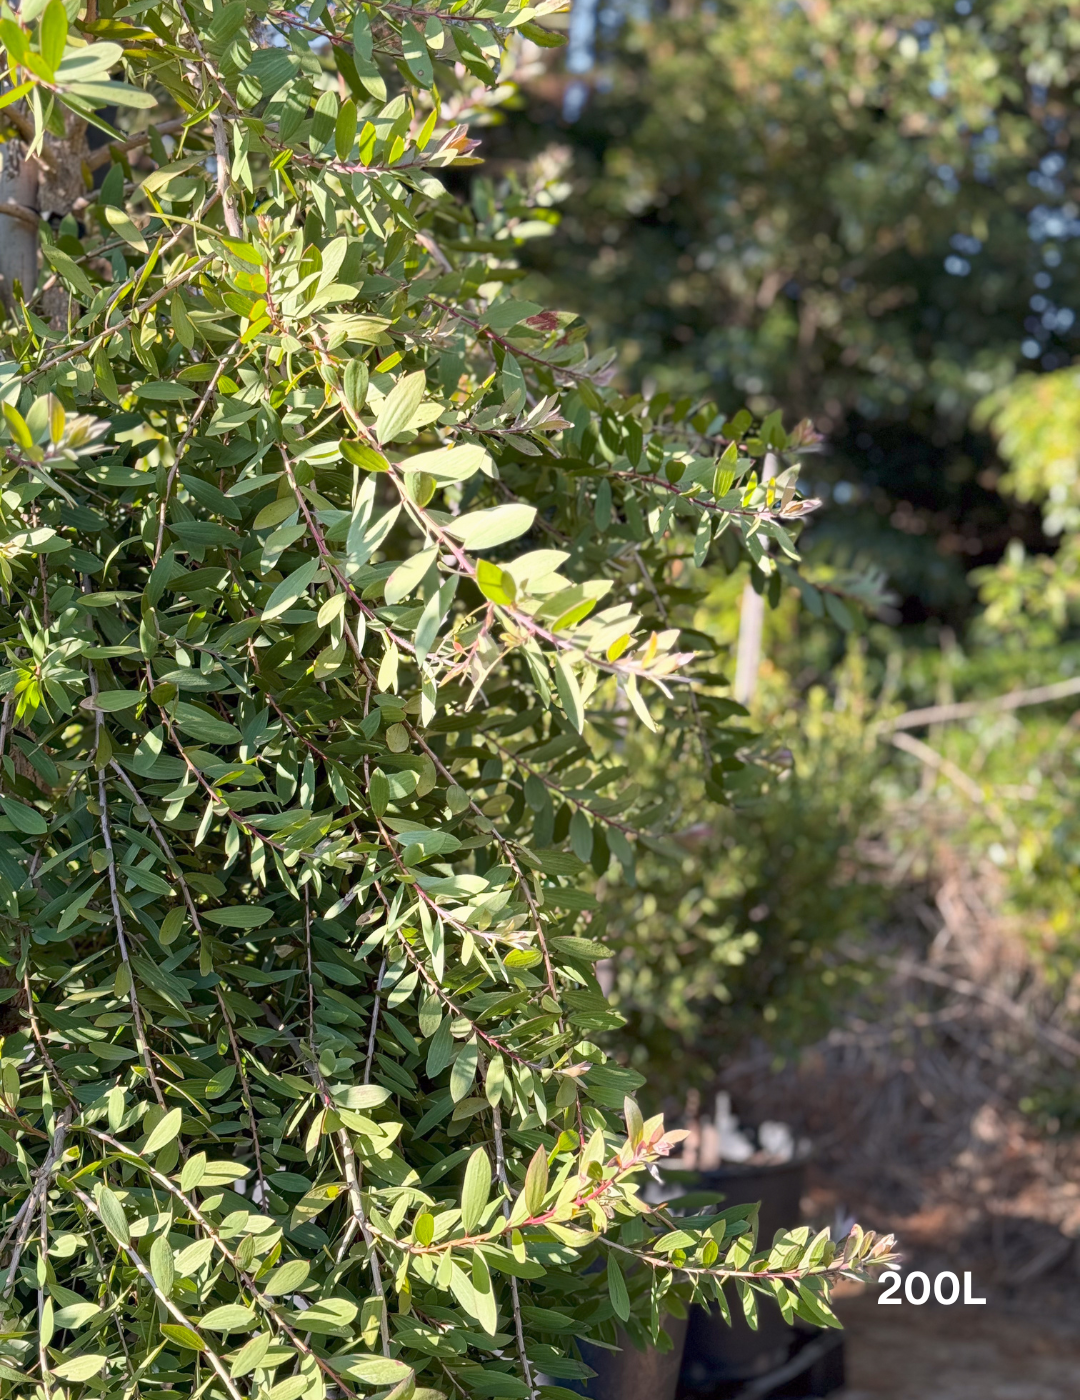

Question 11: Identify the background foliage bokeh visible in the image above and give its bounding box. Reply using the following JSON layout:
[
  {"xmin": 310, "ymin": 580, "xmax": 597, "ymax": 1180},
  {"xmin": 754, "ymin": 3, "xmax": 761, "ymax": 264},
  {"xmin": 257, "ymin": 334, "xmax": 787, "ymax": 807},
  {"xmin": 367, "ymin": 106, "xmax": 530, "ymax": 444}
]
[{"xmin": 485, "ymin": 0, "xmax": 1080, "ymax": 1107}]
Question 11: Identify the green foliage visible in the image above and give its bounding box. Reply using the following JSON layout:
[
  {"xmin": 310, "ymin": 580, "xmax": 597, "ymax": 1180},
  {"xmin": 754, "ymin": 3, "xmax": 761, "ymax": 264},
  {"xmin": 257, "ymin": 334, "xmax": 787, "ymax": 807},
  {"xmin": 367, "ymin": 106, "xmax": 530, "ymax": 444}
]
[
  {"xmin": 944, "ymin": 378, "xmax": 1080, "ymax": 974},
  {"xmin": 977, "ymin": 369, "xmax": 1080, "ymax": 537},
  {"xmin": 0, "ymin": 1, "xmax": 896, "ymax": 1395},
  {"xmin": 480, "ymin": 0, "xmax": 1080, "ymax": 629},
  {"xmin": 965, "ymin": 367, "xmax": 1080, "ymax": 648},
  {"xmin": 522, "ymin": 0, "xmax": 1080, "ymax": 420},
  {"xmin": 940, "ymin": 365, "xmax": 1080, "ymax": 646},
  {"xmin": 603, "ymin": 638, "xmax": 885, "ymax": 1091}
]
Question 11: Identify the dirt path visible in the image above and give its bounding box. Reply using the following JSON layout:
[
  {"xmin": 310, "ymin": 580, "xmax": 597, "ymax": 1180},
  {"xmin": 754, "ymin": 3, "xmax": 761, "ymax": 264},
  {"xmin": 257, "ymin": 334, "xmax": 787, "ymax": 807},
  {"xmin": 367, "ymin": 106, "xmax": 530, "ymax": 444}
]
[{"xmin": 833, "ymin": 1288, "xmax": 1080, "ymax": 1399}]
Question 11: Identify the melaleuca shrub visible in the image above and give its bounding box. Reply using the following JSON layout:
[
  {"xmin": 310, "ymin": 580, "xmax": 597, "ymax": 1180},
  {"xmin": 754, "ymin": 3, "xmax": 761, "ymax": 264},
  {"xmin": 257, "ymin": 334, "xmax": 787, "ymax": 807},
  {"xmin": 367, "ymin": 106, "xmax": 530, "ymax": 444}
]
[{"xmin": 0, "ymin": 3, "xmax": 894, "ymax": 1396}]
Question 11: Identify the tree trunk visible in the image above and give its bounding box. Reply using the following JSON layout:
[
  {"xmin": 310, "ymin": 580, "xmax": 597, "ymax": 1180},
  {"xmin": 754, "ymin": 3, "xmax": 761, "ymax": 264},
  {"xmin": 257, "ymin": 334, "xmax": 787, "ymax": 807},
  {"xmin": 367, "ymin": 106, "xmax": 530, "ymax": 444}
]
[
  {"xmin": 0, "ymin": 140, "xmax": 40, "ymax": 311},
  {"xmin": 732, "ymin": 452, "xmax": 778, "ymax": 706}
]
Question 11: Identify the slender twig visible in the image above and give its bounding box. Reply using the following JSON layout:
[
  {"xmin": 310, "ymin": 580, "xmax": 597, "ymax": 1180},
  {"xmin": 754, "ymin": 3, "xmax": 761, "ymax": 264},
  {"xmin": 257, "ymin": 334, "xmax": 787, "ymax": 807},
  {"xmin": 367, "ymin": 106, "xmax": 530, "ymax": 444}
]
[
  {"xmin": 79, "ymin": 1214, "xmax": 141, "ymax": 1392},
  {"xmin": 86, "ymin": 117, "xmax": 188, "ymax": 173},
  {"xmin": 89, "ymin": 677, "xmax": 165, "ymax": 1109},
  {"xmin": 149, "ymin": 698, "xmax": 316, "ymax": 867},
  {"xmin": 888, "ymin": 732, "xmax": 986, "ymax": 807},
  {"xmin": 881, "ymin": 676, "xmax": 1080, "ymax": 733},
  {"xmin": 363, "ymin": 958, "xmax": 386, "ymax": 1086},
  {"xmin": 427, "ymin": 297, "xmax": 592, "ymax": 384},
  {"xmin": 288, "ymin": 355, "xmax": 693, "ymax": 691},
  {"xmin": 492, "ymin": 1099, "xmax": 536, "ymax": 1399},
  {"xmin": 18, "ymin": 970, "xmax": 73, "ymax": 1107},
  {"xmin": 404, "ymin": 728, "xmax": 561, "ymax": 1001},
  {"xmin": 30, "ymin": 253, "xmax": 214, "ymax": 380},
  {"xmin": 633, "ymin": 546, "xmax": 714, "ymax": 764},
  {"xmin": 371, "ymin": 881, "xmax": 548, "ymax": 1073},
  {"xmin": 485, "ymin": 732, "xmax": 641, "ymax": 840},
  {"xmin": 152, "ymin": 338, "xmax": 242, "ymax": 562},
  {"xmin": 303, "ymin": 885, "xmax": 317, "ymax": 1056},
  {"xmin": 256, "ymin": 665, "xmax": 562, "ymax": 1057},
  {"xmin": 108, "ymin": 758, "xmax": 269, "ymax": 1200},
  {"xmin": 337, "ymin": 1124, "xmax": 392, "ymax": 1356},
  {"xmin": 75, "ymin": 1124, "xmax": 364, "ymax": 1399},
  {"xmin": 263, "ymin": 990, "xmax": 392, "ymax": 1359},
  {"xmin": 279, "ymin": 449, "xmax": 418, "ymax": 658},
  {"xmin": 259, "ymin": 994, "xmax": 392, "ymax": 1359},
  {"xmin": 1, "ymin": 1106, "xmax": 72, "ymax": 1298},
  {"xmin": 387, "ymin": 460, "xmax": 695, "ymax": 688},
  {"xmin": 69, "ymin": 1183, "xmax": 245, "ymax": 1400},
  {"xmin": 37, "ymin": 1189, "xmax": 51, "ymax": 1400},
  {"xmin": 210, "ymin": 111, "xmax": 242, "ymax": 237},
  {"xmin": 0, "ymin": 200, "xmax": 38, "ymax": 229}
]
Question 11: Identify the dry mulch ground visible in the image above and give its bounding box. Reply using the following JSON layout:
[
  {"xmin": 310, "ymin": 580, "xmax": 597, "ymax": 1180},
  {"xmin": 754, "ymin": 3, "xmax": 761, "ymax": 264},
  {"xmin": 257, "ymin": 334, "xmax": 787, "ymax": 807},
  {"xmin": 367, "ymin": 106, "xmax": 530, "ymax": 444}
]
[
  {"xmin": 701, "ymin": 842, "xmax": 1080, "ymax": 1397},
  {"xmin": 833, "ymin": 1285, "xmax": 1080, "ymax": 1399},
  {"xmin": 796, "ymin": 1108, "xmax": 1080, "ymax": 1399}
]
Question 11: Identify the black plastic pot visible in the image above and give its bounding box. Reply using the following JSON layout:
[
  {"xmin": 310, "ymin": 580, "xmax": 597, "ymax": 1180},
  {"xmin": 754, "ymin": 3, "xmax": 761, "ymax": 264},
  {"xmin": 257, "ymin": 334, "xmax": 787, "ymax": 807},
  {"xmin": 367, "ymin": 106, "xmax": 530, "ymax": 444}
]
[
  {"xmin": 669, "ymin": 1160, "xmax": 810, "ymax": 1395},
  {"xmin": 573, "ymin": 1315, "xmax": 690, "ymax": 1400}
]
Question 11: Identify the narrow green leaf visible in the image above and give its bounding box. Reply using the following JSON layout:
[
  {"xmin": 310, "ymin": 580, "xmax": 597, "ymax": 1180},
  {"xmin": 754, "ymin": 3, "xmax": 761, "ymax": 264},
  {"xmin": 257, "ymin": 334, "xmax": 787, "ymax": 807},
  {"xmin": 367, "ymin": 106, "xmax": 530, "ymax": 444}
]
[
  {"xmin": 402, "ymin": 443, "xmax": 489, "ymax": 484},
  {"xmin": 0, "ymin": 797, "xmax": 46, "ymax": 836},
  {"xmin": 104, "ymin": 205, "xmax": 149, "ymax": 253},
  {"xmin": 174, "ymin": 1238, "xmax": 214, "ymax": 1277},
  {"xmin": 523, "ymin": 1145, "xmax": 548, "ymax": 1216},
  {"xmin": 94, "ymin": 1184, "xmax": 130, "ymax": 1247},
  {"xmin": 471, "ymin": 1247, "xmax": 498, "ymax": 1335},
  {"xmin": 343, "ymin": 357, "xmax": 368, "ymax": 417},
  {"xmin": 461, "ymin": 1146, "xmax": 491, "ymax": 1234},
  {"xmin": 476, "ymin": 559, "xmax": 517, "ymax": 605},
  {"xmin": 426, "ymin": 1016, "xmax": 453, "ymax": 1078},
  {"xmin": 144, "ymin": 1106, "xmax": 182, "ymax": 1156},
  {"xmin": 254, "ymin": 496, "xmax": 297, "ymax": 531},
  {"xmin": 294, "ymin": 1297, "xmax": 357, "ymax": 1333},
  {"xmin": 447, "ymin": 504, "xmax": 536, "ymax": 551},
  {"xmin": 385, "ymin": 546, "xmax": 437, "ymax": 606},
  {"xmin": 54, "ymin": 1356, "xmax": 107, "ymax": 1381},
  {"xmin": 180, "ymin": 1151, "xmax": 206, "ymax": 1192},
  {"xmin": 312, "ymin": 88, "xmax": 339, "ymax": 146},
  {"xmin": 370, "ymin": 767, "xmax": 390, "ymax": 818},
  {"xmin": 374, "ymin": 370, "xmax": 427, "ymax": 443},
  {"xmin": 160, "ymin": 1323, "xmax": 205, "ymax": 1351},
  {"xmin": 450, "ymin": 1038, "xmax": 478, "ymax": 1102},
  {"xmin": 82, "ymin": 688, "xmax": 144, "ymax": 712},
  {"xmin": 624, "ymin": 1096, "xmax": 644, "ymax": 1146},
  {"xmin": 201, "ymin": 1304, "xmax": 256, "ymax": 1332},
  {"xmin": 39, "ymin": 0, "xmax": 68, "ymax": 72},
  {"xmin": 332, "ymin": 1085, "xmax": 392, "ymax": 1110},
  {"xmin": 343, "ymin": 1359, "xmax": 414, "ymax": 1386},
  {"xmin": 204, "ymin": 906, "xmax": 273, "ymax": 928},
  {"xmin": 230, "ymin": 1332, "xmax": 271, "ymax": 1378},
  {"xmin": 484, "ymin": 1053, "xmax": 505, "ymax": 1108},
  {"xmin": 607, "ymin": 1252, "xmax": 630, "ymax": 1321},
  {"xmin": 262, "ymin": 1259, "xmax": 310, "ymax": 1295},
  {"xmin": 554, "ymin": 656, "xmax": 584, "ymax": 733},
  {"xmin": 150, "ymin": 1235, "xmax": 175, "ymax": 1296},
  {"xmin": 52, "ymin": 1301, "xmax": 101, "ymax": 1329},
  {"xmin": 263, "ymin": 557, "xmax": 319, "ymax": 621},
  {"xmin": 335, "ymin": 98, "xmax": 358, "ymax": 160},
  {"xmin": 414, "ymin": 577, "xmax": 456, "ymax": 662}
]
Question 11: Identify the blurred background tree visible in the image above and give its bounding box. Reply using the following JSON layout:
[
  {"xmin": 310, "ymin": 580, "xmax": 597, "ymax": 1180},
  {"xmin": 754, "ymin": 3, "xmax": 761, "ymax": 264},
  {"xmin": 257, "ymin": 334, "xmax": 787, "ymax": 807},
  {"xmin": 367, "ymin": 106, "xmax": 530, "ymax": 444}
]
[
  {"xmin": 453, "ymin": 0, "xmax": 1080, "ymax": 1130},
  {"xmin": 491, "ymin": 0, "xmax": 1080, "ymax": 628},
  {"xmin": 437, "ymin": 0, "xmax": 1080, "ymax": 1335},
  {"xmin": 599, "ymin": 637, "xmax": 886, "ymax": 1096}
]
